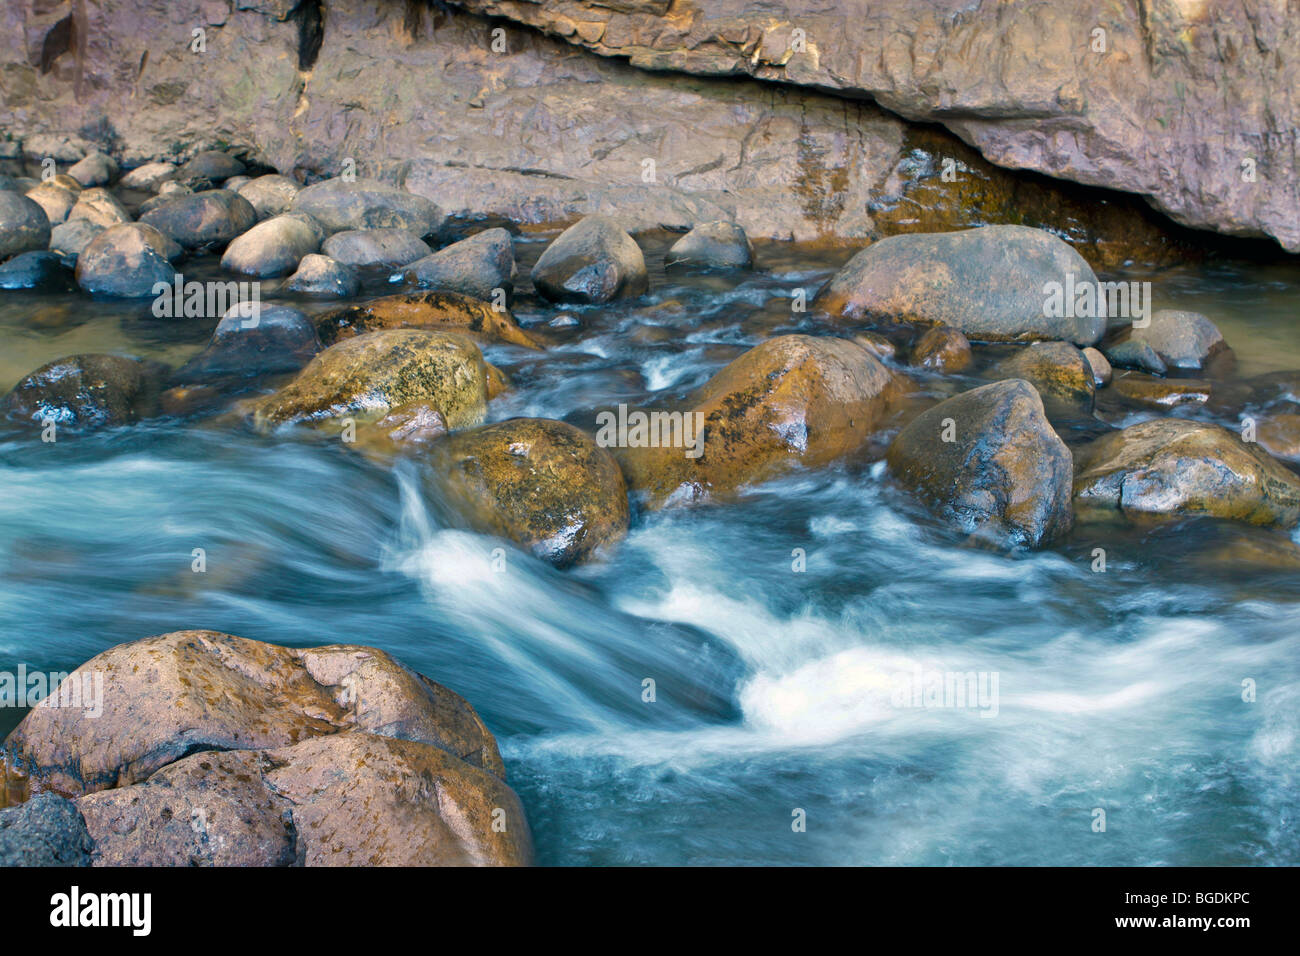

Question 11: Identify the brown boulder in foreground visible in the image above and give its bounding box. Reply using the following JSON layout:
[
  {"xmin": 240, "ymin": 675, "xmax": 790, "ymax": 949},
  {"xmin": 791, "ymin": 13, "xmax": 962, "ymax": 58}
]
[{"xmin": 1, "ymin": 631, "xmax": 531, "ymax": 866}]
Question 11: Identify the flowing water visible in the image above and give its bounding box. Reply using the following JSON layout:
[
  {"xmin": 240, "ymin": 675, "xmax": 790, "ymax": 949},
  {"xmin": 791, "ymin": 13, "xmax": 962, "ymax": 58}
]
[{"xmin": 2, "ymin": 231, "xmax": 1299, "ymax": 865}]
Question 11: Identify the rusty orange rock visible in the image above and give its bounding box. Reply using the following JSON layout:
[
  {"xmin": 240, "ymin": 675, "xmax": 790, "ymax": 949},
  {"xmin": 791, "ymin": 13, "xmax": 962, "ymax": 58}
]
[{"xmin": 618, "ymin": 334, "xmax": 909, "ymax": 508}]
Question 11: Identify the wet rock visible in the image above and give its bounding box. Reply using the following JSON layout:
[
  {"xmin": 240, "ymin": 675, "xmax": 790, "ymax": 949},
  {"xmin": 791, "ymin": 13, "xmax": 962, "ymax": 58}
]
[
  {"xmin": 1074, "ymin": 419, "xmax": 1300, "ymax": 527},
  {"xmin": 219, "ymin": 213, "xmax": 323, "ymax": 277},
  {"xmin": 23, "ymin": 181, "xmax": 77, "ymax": 225},
  {"xmin": 853, "ymin": 331, "xmax": 898, "ymax": 363},
  {"xmin": 119, "ymin": 162, "xmax": 177, "ymax": 191},
  {"xmin": 285, "ymin": 253, "xmax": 359, "ymax": 297},
  {"xmin": 1257, "ymin": 414, "xmax": 1300, "ymax": 463},
  {"xmin": 175, "ymin": 304, "xmax": 322, "ymax": 380},
  {"xmin": 66, "ymin": 187, "xmax": 131, "ymax": 228},
  {"xmin": 485, "ymin": 363, "xmax": 511, "ymax": 399},
  {"xmin": 0, "ymin": 793, "xmax": 93, "ymax": 866},
  {"xmin": 290, "ymin": 178, "xmax": 443, "ymax": 236},
  {"xmin": 0, "ymin": 251, "xmax": 74, "ymax": 291},
  {"xmin": 1082, "ymin": 347, "xmax": 1112, "ymax": 387},
  {"xmin": 48, "ymin": 218, "xmax": 103, "ymax": 267},
  {"xmin": 67, "ymin": 151, "xmax": 118, "ymax": 188},
  {"xmin": 620, "ymin": 335, "xmax": 907, "ymax": 508},
  {"xmin": 0, "ymin": 630, "xmax": 508, "ymax": 801},
  {"xmin": 991, "ymin": 341, "xmax": 1095, "ymax": 408},
  {"xmin": 176, "ymin": 150, "xmax": 245, "ymax": 183},
  {"xmin": 353, "ymin": 402, "xmax": 449, "ymax": 457},
  {"xmin": 75, "ymin": 223, "xmax": 177, "ymax": 297},
  {"xmin": 430, "ymin": 418, "xmax": 630, "ymax": 567},
  {"xmin": 1103, "ymin": 339, "xmax": 1167, "ymax": 375},
  {"xmin": 910, "ymin": 327, "xmax": 971, "ymax": 372},
  {"xmin": 315, "ymin": 290, "xmax": 539, "ymax": 349},
  {"xmin": 665, "ymin": 221, "xmax": 754, "ymax": 270},
  {"xmin": 0, "ymin": 192, "xmax": 51, "ymax": 260},
  {"xmin": 886, "ymin": 379, "xmax": 1073, "ymax": 548},
  {"xmin": 1, "ymin": 354, "xmax": 162, "ymax": 431},
  {"xmin": 322, "ymin": 228, "xmax": 431, "ymax": 268},
  {"xmin": 139, "ymin": 189, "xmax": 257, "ymax": 250},
  {"xmin": 237, "ymin": 174, "xmax": 302, "ymax": 220},
  {"xmin": 1110, "ymin": 372, "xmax": 1211, "ymax": 408},
  {"xmin": 1126, "ymin": 309, "xmax": 1228, "ymax": 371},
  {"xmin": 250, "ymin": 329, "xmax": 489, "ymax": 431},
  {"xmin": 402, "ymin": 228, "xmax": 516, "ymax": 304},
  {"xmin": 531, "ymin": 215, "xmax": 647, "ymax": 304},
  {"xmin": 815, "ymin": 225, "xmax": 1106, "ymax": 346}
]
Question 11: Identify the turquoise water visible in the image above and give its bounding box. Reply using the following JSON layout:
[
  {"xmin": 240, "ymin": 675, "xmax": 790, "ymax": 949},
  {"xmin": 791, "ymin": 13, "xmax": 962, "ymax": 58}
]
[{"xmin": 1, "ymin": 232, "xmax": 1299, "ymax": 865}]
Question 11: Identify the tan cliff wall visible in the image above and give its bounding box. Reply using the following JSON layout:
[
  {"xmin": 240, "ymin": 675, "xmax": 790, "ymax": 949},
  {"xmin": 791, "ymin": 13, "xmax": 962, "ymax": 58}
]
[
  {"xmin": 0, "ymin": 0, "xmax": 1263, "ymax": 264},
  {"xmin": 446, "ymin": 0, "xmax": 1300, "ymax": 253}
]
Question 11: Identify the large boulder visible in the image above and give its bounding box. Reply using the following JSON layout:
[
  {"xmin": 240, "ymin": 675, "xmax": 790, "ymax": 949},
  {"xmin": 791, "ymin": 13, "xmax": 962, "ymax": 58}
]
[
  {"xmin": 402, "ymin": 228, "xmax": 516, "ymax": 303},
  {"xmin": 2, "ymin": 354, "xmax": 162, "ymax": 431},
  {"xmin": 1074, "ymin": 419, "xmax": 1300, "ymax": 527},
  {"xmin": 530, "ymin": 215, "xmax": 648, "ymax": 303},
  {"xmin": 139, "ymin": 189, "xmax": 257, "ymax": 250},
  {"xmin": 0, "ymin": 793, "xmax": 93, "ymax": 867},
  {"xmin": 430, "ymin": 418, "xmax": 631, "ymax": 567},
  {"xmin": 1124, "ymin": 309, "xmax": 1228, "ymax": 371},
  {"xmin": 250, "ymin": 329, "xmax": 489, "ymax": 431},
  {"xmin": 74, "ymin": 223, "xmax": 176, "ymax": 297},
  {"xmin": 0, "ymin": 631, "xmax": 509, "ymax": 798},
  {"xmin": 174, "ymin": 304, "xmax": 322, "ymax": 380},
  {"xmin": 665, "ymin": 221, "xmax": 754, "ymax": 270},
  {"xmin": 886, "ymin": 379, "xmax": 1074, "ymax": 547},
  {"xmin": 289, "ymin": 178, "xmax": 444, "ymax": 236},
  {"xmin": 315, "ymin": 291, "xmax": 540, "ymax": 349},
  {"xmin": 620, "ymin": 335, "xmax": 907, "ymax": 508},
  {"xmin": 237, "ymin": 174, "xmax": 301, "ymax": 220},
  {"xmin": 285, "ymin": 253, "xmax": 359, "ymax": 297},
  {"xmin": 0, "ymin": 191, "xmax": 51, "ymax": 259},
  {"xmin": 0, "ymin": 631, "xmax": 532, "ymax": 866},
  {"xmin": 220, "ymin": 213, "xmax": 323, "ymax": 277},
  {"xmin": 815, "ymin": 225, "xmax": 1106, "ymax": 346},
  {"xmin": 322, "ymin": 228, "xmax": 431, "ymax": 268}
]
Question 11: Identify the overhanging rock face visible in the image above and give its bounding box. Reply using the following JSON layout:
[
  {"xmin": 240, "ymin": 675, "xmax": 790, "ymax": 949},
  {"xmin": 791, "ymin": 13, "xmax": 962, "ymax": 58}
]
[
  {"xmin": 448, "ymin": 0, "xmax": 1300, "ymax": 252},
  {"xmin": 0, "ymin": 0, "xmax": 1263, "ymax": 259}
]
